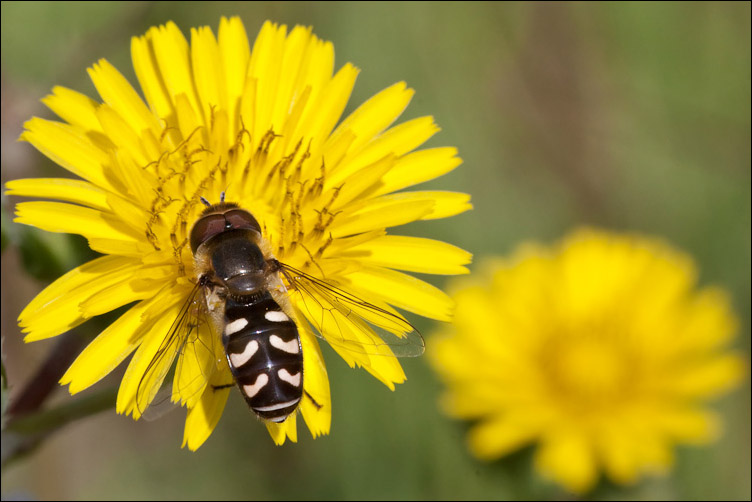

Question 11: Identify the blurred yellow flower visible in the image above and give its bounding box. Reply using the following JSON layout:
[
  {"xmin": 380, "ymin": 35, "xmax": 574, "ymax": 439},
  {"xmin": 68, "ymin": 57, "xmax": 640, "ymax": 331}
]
[
  {"xmin": 429, "ymin": 228, "xmax": 745, "ymax": 493},
  {"xmin": 7, "ymin": 17, "xmax": 470, "ymax": 450}
]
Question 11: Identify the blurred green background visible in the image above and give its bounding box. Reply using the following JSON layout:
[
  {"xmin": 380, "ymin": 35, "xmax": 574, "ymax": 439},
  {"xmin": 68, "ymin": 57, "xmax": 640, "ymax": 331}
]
[{"xmin": 1, "ymin": 1, "xmax": 749, "ymax": 500}]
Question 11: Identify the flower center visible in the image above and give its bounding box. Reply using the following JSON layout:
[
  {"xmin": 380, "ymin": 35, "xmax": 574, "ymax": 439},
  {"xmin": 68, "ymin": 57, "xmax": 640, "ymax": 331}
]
[
  {"xmin": 143, "ymin": 118, "xmax": 336, "ymax": 279},
  {"xmin": 543, "ymin": 332, "xmax": 632, "ymax": 413},
  {"xmin": 562, "ymin": 339, "xmax": 624, "ymax": 394}
]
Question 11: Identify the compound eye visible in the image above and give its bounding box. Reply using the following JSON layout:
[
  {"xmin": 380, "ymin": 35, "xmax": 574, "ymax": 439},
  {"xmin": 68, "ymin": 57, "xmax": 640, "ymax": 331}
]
[
  {"xmin": 224, "ymin": 209, "xmax": 261, "ymax": 233},
  {"xmin": 190, "ymin": 213, "xmax": 226, "ymax": 252}
]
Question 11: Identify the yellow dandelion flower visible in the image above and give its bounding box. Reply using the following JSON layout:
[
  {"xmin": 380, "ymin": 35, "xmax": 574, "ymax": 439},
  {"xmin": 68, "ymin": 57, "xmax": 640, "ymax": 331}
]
[
  {"xmin": 6, "ymin": 17, "xmax": 471, "ymax": 450},
  {"xmin": 429, "ymin": 228, "xmax": 745, "ymax": 494}
]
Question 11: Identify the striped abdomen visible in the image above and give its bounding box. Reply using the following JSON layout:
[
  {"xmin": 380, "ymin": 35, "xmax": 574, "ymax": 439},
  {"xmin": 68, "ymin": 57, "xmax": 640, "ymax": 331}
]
[{"xmin": 222, "ymin": 291, "xmax": 303, "ymax": 422}]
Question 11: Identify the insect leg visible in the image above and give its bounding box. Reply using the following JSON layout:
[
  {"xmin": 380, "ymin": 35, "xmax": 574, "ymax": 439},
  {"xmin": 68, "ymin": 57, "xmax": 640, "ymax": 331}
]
[{"xmin": 304, "ymin": 390, "xmax": 323, "ymax": 410}]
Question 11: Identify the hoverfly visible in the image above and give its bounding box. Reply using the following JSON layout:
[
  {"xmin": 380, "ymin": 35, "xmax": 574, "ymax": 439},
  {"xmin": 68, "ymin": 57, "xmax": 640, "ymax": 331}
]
[{"xmin": 137, "ymin": 194, "xmax": 424, "ymax": 423}]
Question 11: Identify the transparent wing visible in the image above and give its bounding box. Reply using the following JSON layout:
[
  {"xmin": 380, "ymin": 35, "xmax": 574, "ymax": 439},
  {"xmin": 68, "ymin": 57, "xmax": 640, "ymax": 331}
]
[
  {"xmin": 136, "ymin": 280, "xmax": 223, "ymax": 418},
  {"xmin": 277, "ymin": 262, "xmax": 425, "ymax": 358}
]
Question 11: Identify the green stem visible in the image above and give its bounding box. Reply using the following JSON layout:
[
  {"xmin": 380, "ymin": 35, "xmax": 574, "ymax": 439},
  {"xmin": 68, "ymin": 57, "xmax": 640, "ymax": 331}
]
[{"xmin": 2, "ymin": 387, "xmax": 116, "ymax": 469}]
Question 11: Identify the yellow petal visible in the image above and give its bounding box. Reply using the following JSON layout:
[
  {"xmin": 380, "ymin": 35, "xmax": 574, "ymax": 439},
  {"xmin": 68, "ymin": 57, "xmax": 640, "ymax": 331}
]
[
  {"xmin": 413, "ymin": 191, "xmax": 473, "ymax": 220},
  {"xmin": 330, "ymin": 82, "xmax": 413, "ymax": 155},
  {"xmin": 297, "ymin": 325, "xmax": 331, "ymax": 438},
  {"xmin": 266, "ymin": 413, "xmax": 298, "ymax": 445},
  {"xmin": 174, "ymin": 93, "xmax": 202, "ymax": 142},
  {"xmin": 182, "ymin": 366, "xmax": 233, "ymax": 451},
  {"xmin": 191, "ymin": 26, "xmax": 227, "ymax": 128},
  {"xmin": 78, "ymin": 264, "xmax": 170, "ymax": 318},
  {"xmin": 329, "ymin": 154, "xmax": 396, "ymax": 208},
  {"xmin": 218, "ymin": 16, "xmax": 250, "ymax": 134},
  {"xmin": 14, "ymin": 201, "xmax": 140, "ymax": 242},
  {"xmin": 5, "ymin": 178, "xmax": 109, "ymax": 211},
  {"xmin": 344, "ymin": 266, "xmax": 455, "ymax": 321},
  {"xmin": 597, "ymin": 419, "xmax": 672, "ymax": 485},
  {"xmin": 20, "ymin": 118, "xmax": 114, "ymax": 191},
  {"xmin": 377, "ymin": 147, "xmax": 462, "ymax": 195},
  {"xmin": 94, "ymin": 104, "xmax": 152, "ymax": 171},
  {"xmin": 468, "ymin": 415, "xmax": 542, "ymax": 459},
  {"xmin": 344, "ymin": 116, "xmax": 439, "ymax": 173},
  {"xmin": 116, "ymin": 289, "xmax": 186, "ymax": 419},
  {"xmin": 173, "ymin": 318, "xmax": 223, "ymax": 408},
  {"xmin": 88, "ymin": 59, "xmax": 161, "ymax": 136},
  {"xmin": 331, "ymin": 195, "xmax": 434, "ymax": 237},
  {"xmin": 291, "ymin": 296, "xmax": 373, "ymax": 370},
  {"xmin": 297, "ymin": 62, "xmax": 358, "ymax": 153},
  {"xmin": 295, "ymin": 287, "xmax": 408, "ymax": 388},
  {"xmin": 269, "ymin": 24, "xmax": 315, "ymax": 133},
  {"xmin": 88, "ymin": 238, "xmax": 151, "ymax": 256},
  {"xmin": 653, "ymin": 406, "xmax": 721, "ymax": 443},
  {"xmin": 596, "ymin": 419, "xmax": 641, "ymax": 485},
  {"xmin": 61, "ymin": 295, "xmax": 161, "ymax": 393},
  {"xmin": 677, "ymin": 287, "xmax": 739, "ymax": 350},
  {"xmin": 248, "ymin": 21, "xmax": 289, "ymax": 142},
  {"xmin": 131, "ymin": 29, "xmax": 174, "ymax": 120},
  {"xmin": 535, "ymin": 431, "xmax": 598, "ymax": 494},
  {"xmin": 150, "ymin": 22, "xmax": 201, "ymax": 123},
  {"xmin": 42, "ymin": 86, "xmax": 102, "ymax": 132},
  {"xmin": 662, "ymin": 353, "xmax": 747, "ymax": 398},
  {"xmin": 20, "ymin": 256, "xmax": 145, "ymax": 341},
  {"xmin": 361, "ymin": 350, "xmax": 407, "ymax": 391},
  {"xmin": 342, "ymin": 235, "xmax": 471, "ymax": 275}
]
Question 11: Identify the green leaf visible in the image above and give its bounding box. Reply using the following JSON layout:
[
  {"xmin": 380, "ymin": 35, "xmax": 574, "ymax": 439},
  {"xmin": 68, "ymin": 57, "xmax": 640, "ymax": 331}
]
[{"xmin": 17, "ymin": 228, "xmax": 77, "ymax": 282}]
